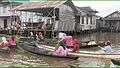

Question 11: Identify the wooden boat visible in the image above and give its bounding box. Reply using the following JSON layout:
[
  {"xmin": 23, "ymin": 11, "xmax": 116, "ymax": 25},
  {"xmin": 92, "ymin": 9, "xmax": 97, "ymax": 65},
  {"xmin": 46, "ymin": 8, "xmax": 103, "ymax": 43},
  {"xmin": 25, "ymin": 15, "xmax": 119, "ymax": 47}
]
[
  {"xmin": 19, "ymin": 42, "xmax": 79, "ymax": 60},
  {"xmin": 19, "ymin": 41, "xmax": 120, "ymax": 60},
  {"xmin": 111, "ymin": 59, "xmax": 120, "ymax": 65},
  {"xmin": 34, "ymin": 43, "xmax": 120, "ymax": 59},
  {"xmin": 80, "ymin": 41, "xmax": 104, "ymax": 48}
]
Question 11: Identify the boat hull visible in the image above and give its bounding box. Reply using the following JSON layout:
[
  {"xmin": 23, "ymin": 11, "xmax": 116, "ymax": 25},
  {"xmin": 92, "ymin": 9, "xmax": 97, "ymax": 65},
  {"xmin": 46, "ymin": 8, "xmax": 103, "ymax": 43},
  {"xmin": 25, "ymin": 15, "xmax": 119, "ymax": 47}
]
[{"xmin": 19, "ymin": 42, "xmax": 79, "ymax": 60}]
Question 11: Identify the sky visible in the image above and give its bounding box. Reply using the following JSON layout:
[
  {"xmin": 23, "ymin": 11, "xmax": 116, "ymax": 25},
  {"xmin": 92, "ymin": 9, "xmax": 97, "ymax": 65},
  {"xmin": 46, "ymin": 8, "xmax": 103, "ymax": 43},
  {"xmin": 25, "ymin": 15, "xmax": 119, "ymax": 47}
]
[{"xmin": 73, "ymin": 1, "xmax": 120, "ymax": 17}]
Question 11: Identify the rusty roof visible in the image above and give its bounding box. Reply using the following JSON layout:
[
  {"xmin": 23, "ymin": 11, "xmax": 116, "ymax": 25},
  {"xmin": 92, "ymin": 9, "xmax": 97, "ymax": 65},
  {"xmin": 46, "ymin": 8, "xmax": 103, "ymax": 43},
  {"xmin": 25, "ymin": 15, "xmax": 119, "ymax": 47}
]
[
  {"xmin": 104, "ymin": 11, "xmax": 120, "ymax": 20},
  {"xmin": 76, "ymin": 6, "xmax": 98, "ymax": 12},
  {"xmin": 104, "ymin": 17, "xmax": 120, "ymax": 20},
  {"xmin": 11, "ymin": 1, "xmax": 66, "ymax": 11},
  {"xmin": 75, "ymin": 6, "xmax": 98, "ymax": 16},
  {"xmin": 104, "ymin": 11, "xmax": 120, "ymax": 18}
]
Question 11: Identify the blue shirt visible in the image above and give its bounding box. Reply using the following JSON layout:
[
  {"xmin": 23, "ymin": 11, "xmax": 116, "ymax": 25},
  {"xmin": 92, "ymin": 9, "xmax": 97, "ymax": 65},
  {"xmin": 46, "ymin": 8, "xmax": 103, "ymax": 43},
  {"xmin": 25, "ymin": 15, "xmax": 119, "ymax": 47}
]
[{"xmin": 102, "ymin": 46, "xmax": 112, "ymax": 53}]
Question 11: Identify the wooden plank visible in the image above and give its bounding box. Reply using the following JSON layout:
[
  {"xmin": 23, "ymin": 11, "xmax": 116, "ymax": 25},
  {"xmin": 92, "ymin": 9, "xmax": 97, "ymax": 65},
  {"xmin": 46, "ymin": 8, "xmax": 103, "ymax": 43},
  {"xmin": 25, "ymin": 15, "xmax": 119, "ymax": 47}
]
[{"xmin": 68, "ymin": 52, "xmax": 120, "ymax": 59}]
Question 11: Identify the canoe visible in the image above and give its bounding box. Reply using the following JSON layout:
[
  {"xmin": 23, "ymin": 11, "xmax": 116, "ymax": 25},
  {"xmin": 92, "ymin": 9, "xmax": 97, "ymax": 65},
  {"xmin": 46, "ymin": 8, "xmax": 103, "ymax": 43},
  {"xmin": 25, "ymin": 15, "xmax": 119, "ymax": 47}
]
[
  {"xmin": 19, "ymin": 42, "xmax": 79, "ymax": 60},
  {"xmin": 34, "ymin": 44, "xmax": 120, "ymax": 59},
  {"xmin": 111, "ymin": 59, "xmax": 120, "ymax": 65}
]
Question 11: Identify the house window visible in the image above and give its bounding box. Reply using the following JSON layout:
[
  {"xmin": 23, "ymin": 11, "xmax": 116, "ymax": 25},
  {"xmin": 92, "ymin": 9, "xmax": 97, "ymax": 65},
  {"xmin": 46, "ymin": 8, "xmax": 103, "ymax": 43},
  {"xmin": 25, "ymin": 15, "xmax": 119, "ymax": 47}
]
[
  {"xmin": 47, "ymin": 18, "xmax": 51, "ymax": 24},
  {"xmin": 75, "ymin": 15, "xmax": 80, "ymax": 23},
  {"xmin": 90, "ymin": 16, "xmax": 92, "ymax": 24},
  {"xmin": 4, "ymin": 19, "xmax": 7, "ymax": 28},
  {"xmin": 0, "ymin": 7, "xmax": 2, "ymax": 13},
  {"xmin": 82, "ymin": 16, "xmax": 84, "ymax": 24},
  {"xmin": 86, "ymin": 16, "xmax": 88, "ymax": 24},
  {"xmin": 3, "ymin": 6, "xmax": 6, "ymax": 13},
  {"xmin": 55, "ymin": 8, "xmax": 59, "ymax": 20}
]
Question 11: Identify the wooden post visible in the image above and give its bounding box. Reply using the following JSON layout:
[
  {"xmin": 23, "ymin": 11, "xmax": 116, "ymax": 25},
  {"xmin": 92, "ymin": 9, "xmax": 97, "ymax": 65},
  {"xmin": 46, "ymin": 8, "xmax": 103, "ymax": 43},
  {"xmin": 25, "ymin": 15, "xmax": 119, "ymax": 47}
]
[{"xmin": 52, "ymin": 8, "xmax": 56, "ymax": 39}]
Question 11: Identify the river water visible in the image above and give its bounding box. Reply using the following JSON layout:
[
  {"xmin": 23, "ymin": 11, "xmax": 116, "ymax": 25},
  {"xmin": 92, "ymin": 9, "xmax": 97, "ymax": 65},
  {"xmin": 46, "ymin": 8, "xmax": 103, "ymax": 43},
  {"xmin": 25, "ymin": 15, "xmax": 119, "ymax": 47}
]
[
  {"xmin": 0, "ymin": 32, "xmax": 120, "ymax": 67},
  {"xmin": 72, "ymin": 32, "xmax": 120, "ymax": 67},
  {"xmin": 79, "ymin": 32, "xmax": 120, "ymax": 44}
]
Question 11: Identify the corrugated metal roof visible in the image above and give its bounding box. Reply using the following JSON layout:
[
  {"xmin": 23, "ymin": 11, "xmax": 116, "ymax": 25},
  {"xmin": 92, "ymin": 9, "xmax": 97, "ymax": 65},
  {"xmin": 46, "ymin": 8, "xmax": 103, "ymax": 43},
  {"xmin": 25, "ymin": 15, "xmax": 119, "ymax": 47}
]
[
  {"xmin": 11, "ymin": 1, "xmax": 66, "ymax": 11},
  {"xmin": 76, "ymin": 6, "xmax": 97, "ymax": 12},
  {"xmin": 76, "ymin": 6, "xmax": 98, "ymax": 16},
  {"xmin": 104, "ymin": 17, "xmax": 120, "ymax": 20},
  {"xmin": 104, "ymin": 11, "xmax": 120, "ymax": 20},
  {"xmin": 104, "ymin": 11, "xmax": 120, "ymax": 18}
]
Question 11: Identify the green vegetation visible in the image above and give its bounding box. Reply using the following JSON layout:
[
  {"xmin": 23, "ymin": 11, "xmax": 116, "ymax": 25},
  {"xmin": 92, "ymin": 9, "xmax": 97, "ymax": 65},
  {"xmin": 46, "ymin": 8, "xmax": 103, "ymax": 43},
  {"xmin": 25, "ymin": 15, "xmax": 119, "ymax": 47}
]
[
  {"xmin": 116, "ymin": 65, "xmax": 120, "ymax": 68},
  {"xmin": 16, "ymin": 35, "xmax": 21, "ymax": 44}
]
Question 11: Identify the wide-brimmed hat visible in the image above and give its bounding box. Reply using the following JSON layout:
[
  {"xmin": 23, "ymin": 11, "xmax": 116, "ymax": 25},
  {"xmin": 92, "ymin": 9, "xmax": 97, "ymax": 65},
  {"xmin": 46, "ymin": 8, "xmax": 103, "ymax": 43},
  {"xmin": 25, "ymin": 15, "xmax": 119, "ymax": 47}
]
[
  {"xmin": 58, "ymin": 32, "xmax": 66, "ymax": 39},
  {"xmin": 1, "ymin": 37, "xmax": 6, "ymax": 41}
]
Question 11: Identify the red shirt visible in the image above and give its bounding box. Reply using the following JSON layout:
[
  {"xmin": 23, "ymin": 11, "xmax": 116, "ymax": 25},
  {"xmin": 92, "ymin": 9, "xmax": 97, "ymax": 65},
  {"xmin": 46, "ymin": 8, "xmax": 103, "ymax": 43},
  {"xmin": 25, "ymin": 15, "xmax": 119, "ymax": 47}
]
[{"xmin": 9, "ymin": 37, "xmax": 16, "ymax": 45}]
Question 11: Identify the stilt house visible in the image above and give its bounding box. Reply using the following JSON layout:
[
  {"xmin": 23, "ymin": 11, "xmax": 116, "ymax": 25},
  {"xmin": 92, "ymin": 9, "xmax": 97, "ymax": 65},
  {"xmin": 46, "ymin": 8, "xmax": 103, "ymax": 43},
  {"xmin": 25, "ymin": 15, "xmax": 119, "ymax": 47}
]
[
  {"xmin": 104, "ymin": 11, "xmax": 120, "ymax": 31},
  {"xmin": 11, "ymin": 0, "xmax": 79, "ymax": 32}
]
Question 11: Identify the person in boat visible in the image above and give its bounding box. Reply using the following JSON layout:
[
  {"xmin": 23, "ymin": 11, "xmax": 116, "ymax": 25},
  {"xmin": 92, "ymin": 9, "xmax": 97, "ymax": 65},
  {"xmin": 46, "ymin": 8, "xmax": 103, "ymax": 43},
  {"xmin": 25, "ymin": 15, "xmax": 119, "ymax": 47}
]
[
  {"xmin": 63, "ymin": 35, "xmax": 80, "ymax": 52},
  {"xmin": 53, "ymin": 32, "xmax": 69, "ymax": 56},
  {"xmin": 99, "ymin": 41, "xmax": 112, "ymax": 54},
  {"xmin": 0, "ymin": 37, "xmax": 9, "ymax": 50},
  {"xmin": 34, "ymin": 32, "xmax": 39, "ymax": 41},
  {"xmin": 72, "ymin": 36, "xmax": 80, "ymax": 52},
  {"xmin": 8, "ymin": 35, "xmax": 17, "ymax": 55},
  {"xmin": 35, "ymin": 32, "xmax": 44, "ymax": 42},
  {"xmin": 38, "ymin": 32, "xmax": 44, "ymax": 41},
  {"xmin": 30, "ymin": 32, "xmax": 34, "ymax": 37},
  {"xmin": 53, "ymin": 39, "xmax": 69, "ymax": 56}
]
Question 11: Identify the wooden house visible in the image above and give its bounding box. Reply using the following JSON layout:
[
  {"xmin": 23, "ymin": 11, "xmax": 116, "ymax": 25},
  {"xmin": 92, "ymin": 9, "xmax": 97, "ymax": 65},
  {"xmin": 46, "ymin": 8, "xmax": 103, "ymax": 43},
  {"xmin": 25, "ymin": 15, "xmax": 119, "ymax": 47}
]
[
  {"xmin": 96, "ymin": 16, "xmax": 106, "ymax": 31},
  {"xmin": 0, "ymin": 1, "xmax": 21, "ymax": 29},
  {"xmin": 11, "ymin": 0, "xmax": 99, "ymax": 33},
  {"xmin": 11, "ymin": 0, "xmax": 79, "ymax": 32},
  {"xmin": 104, "ymin": 11, "xmax": 120, "ymax": 31},
  {"xmin": 75, "ymin": 6, "xmax": 98, "ymax": 31}
]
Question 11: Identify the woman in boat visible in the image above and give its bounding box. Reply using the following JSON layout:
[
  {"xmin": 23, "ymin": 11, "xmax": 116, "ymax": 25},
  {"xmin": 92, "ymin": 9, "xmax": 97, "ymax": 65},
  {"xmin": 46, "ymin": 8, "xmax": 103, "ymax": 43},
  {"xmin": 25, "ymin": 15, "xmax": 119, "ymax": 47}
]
[
  {"xmin": 53, "ymin": 39, "xmax": 69, "ymax": 56},
  {"xmin": 53, "ymin": 32, "xmax": 69, "ymax": 56},
  {"xmin": 63, "ymin": 36, "xmax": 80, "ymax": 52},
  {"xmin": 99, "ymin": 41, "xmax": 112, "ymax": 54},
  {"xmin": 8, "ymin": 35, "xmax": 17, "ymax": 55},
  {"xmin": 38, "ymin": 32, "xmax": 44, "ymax": 41},
  {"xmin": 72, "ymin": 37, "xmax": 80, "ymax": 52},
  {"xmin": 34, "ymin": 32, "xmax": 39, "ymax": 41},
  {"xmin": 0, "ymin": 37, "xmax": 9, "ymax": 49}
]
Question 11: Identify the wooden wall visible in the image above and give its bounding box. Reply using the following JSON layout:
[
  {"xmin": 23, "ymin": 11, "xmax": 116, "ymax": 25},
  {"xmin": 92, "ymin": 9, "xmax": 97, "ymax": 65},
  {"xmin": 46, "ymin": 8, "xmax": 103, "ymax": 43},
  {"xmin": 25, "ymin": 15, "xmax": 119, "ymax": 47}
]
[{"xmin": 54, "ymin": 4, "xmax": 76, "ymax": 31}]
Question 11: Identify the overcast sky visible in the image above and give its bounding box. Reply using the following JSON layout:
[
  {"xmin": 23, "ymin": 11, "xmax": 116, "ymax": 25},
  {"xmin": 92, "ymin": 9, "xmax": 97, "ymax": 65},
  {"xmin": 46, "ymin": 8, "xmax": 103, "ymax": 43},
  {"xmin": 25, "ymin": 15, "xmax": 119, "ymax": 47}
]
[{"xmin": 73, "ymin": 1, "xmax": 120, "ymax": 17}]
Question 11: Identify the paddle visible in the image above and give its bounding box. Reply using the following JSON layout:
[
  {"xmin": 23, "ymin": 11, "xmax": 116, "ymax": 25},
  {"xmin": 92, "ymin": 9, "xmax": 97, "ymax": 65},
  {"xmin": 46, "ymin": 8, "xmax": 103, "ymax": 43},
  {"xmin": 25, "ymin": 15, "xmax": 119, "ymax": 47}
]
[{"xmin": 98, "ymin": 46, "xmax": 103, "ymax": 49}]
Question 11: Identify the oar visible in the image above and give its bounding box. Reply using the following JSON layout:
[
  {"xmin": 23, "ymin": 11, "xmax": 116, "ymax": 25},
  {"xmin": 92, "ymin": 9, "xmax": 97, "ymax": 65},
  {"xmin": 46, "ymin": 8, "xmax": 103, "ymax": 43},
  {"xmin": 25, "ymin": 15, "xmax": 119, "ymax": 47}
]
[{"xmin": 98, "ymin": 46, "xmax": 103, "ymax": 49}]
